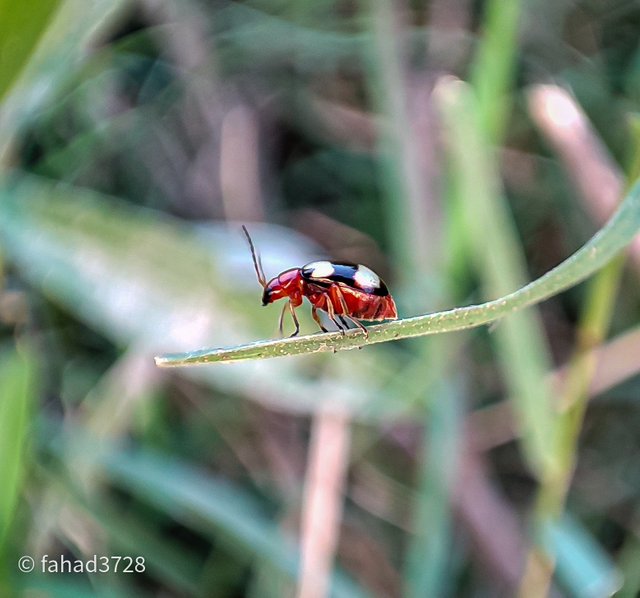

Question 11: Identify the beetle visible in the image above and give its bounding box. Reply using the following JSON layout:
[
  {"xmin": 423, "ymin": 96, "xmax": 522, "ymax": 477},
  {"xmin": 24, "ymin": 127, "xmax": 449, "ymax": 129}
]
[{"xmin": 242, "ymin": 225, "xmax": 398, "ymax": 338}]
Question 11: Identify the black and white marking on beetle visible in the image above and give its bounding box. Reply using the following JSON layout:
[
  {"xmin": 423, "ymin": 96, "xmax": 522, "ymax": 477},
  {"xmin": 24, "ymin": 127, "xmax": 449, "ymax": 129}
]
[{"xmin": 303, "ymin": 261, "xmax": 335, "ymax": 279}]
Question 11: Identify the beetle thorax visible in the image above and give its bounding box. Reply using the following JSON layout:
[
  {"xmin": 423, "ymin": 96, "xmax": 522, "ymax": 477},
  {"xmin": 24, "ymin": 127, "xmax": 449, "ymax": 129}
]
[{"xmin": 262, "ymin": 269, "xmax": 303, "ymax": 305}]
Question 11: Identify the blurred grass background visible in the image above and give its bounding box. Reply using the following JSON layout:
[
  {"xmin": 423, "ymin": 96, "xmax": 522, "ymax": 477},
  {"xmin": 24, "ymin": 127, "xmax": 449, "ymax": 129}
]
[{"xmin": 1, "ymin": 0, "xmax": 640, "ymax": 596}]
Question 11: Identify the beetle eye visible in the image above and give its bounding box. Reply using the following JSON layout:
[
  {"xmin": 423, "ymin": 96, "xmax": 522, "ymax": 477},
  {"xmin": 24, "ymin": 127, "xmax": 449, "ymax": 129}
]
[{"xmin": 261, "ymin": 289, "xmax": 271, "ymax": 306}]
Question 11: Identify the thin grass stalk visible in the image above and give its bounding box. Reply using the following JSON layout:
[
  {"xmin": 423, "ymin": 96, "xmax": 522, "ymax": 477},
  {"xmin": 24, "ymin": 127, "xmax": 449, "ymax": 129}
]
[
  {"xmin": 518, "ymin": 88, "xmax": 640, "ymax": 597},
  {"xmin": 469, "ymin": 0, "xmax": 522, "ymax": 144},
  {"xmin": 155, "ymin": 173, "xmax": 640, "ymax": 367},
  {"xmin": 361, "ymin": 2, "xmax": 462, "ymax": 595},
  {"xmin": 404, "ymin": 370, "xmax": 463, "ymax": 598},
  {"xmin": 436, "ymin": 77, "xmax": 559, "ymax": 477},
  {"xmin": 360, "ymin": 0, "xmax": 431, "ymax": 295},
  {"xmin": 297, "ymin": 408, "xmax": 351, "ymax": 598}
]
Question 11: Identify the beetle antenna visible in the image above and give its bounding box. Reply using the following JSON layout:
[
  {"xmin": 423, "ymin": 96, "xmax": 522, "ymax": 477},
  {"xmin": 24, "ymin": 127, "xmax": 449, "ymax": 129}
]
[{"xmin": 241, "ymin": 225, "xmax": 267, "ymax": 288}]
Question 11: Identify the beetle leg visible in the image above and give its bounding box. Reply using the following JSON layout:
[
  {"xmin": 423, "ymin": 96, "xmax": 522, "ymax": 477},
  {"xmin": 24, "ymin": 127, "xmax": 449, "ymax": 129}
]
[
  {"xmin": 342, "ymin": 314, "xmax": 369, "ymax": 339},
  {"xmin": 278, "ymin": 302, "xmax": 288, "ymax": 336},
  {"xmin": 312, "ymin": 306, "xmax": 330, "ymax": 333},
  {"xmin": 325, "ymin": 296, "xmax": 346, "ymax": 336},
  {"xmin": 330, "ymin": 284, "xmax": 368, "ymax": 337},
  {"xmin": 331, "ymin": 284, "xmax": 350, "ymax": 315},
  {"xmin": 287, "ymin": 300, "xmax": 300, "ymax": 337}
]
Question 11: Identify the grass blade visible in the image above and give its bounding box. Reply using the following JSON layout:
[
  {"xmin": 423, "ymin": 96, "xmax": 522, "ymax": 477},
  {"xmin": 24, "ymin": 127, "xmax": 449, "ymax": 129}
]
[
  {"xmin": 470, "ymin": 0, "xmax": 522, "ymax": 143},
  {"xmin": 0, "ymin": 344, "xmax": 37, "ymax": 592},
  {"xmin": 0, "ymin": 0, "xmax": 127, "ymax": 162},
  {"xmin": 0, "ymin": 345, "xmax": 36, "ymax": 545},
  {"xmin": 0, "ymin": 0, "xmax": 62, "ymax": 103},
  {"xmin": 541, "ymin": 515, "xmax": 621, "ymax": 597},
  {"xmin": 437, "ymin": 76, "xmax": 557, "ymax": 476},
  {"xmin": 404, "ymin": 376, "xmax": 462, "ymax": 598},
  {"xmin": 155, "ymin": 170, "xmax": 640, "ymax": 366}
]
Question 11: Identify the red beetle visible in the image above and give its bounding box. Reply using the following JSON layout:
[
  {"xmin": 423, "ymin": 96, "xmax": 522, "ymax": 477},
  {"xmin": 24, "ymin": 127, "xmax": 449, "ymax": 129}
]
[{"xmin": 242, "ymin": 226, "xmax": 398, "ymax": 337}]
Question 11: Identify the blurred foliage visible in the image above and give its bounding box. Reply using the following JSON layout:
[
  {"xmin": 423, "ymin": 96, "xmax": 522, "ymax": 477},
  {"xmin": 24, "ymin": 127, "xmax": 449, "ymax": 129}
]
[{"xmin": 2, "ymin": 0, "xmax": 640, "ymax": 597}]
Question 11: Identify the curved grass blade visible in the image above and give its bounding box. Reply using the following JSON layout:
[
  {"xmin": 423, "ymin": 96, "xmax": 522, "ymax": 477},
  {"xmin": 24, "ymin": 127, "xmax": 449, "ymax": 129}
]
[{"xmin": 156, "ymin": 175, "xmax": 640, "ymax": 366}]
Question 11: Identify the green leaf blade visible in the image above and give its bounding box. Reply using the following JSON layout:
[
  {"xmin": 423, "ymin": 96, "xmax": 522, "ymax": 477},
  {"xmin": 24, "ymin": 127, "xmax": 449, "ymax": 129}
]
[
  {"xmin": 0, "ymin": 344, "xmax": 37, "ymax": 546},
  {"xmin": 155, "ymin": 173, "xmax": 640, "ymax": 366},
  {"xmin": 0, "ymin": 0, "xmax": 62, "ymax": 102}
]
